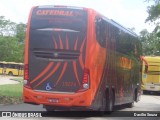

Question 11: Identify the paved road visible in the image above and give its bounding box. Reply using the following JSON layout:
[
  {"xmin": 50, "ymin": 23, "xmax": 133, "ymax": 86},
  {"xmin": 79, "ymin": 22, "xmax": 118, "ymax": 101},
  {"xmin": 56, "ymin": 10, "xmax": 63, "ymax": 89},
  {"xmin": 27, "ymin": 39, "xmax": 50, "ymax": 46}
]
[{"xmin": 0, "ymin": 94, "xmax": 160, "ymax": 119}]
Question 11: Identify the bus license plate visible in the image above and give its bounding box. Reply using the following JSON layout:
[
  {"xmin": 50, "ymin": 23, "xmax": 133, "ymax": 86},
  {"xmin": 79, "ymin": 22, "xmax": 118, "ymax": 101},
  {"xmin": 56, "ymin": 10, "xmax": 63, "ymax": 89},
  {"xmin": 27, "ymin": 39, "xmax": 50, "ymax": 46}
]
[{"xmin": 150, "ymin": 86, "xmax": 155, "ymax": 89}]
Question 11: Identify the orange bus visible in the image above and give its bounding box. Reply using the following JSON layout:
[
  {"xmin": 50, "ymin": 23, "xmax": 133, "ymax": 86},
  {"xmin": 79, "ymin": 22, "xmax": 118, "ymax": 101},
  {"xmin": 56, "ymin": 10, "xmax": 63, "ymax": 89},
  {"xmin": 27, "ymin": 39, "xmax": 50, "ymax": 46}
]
[{"xmin": 23, "ymin": 5, "xmax": 142, "ymax": 112}]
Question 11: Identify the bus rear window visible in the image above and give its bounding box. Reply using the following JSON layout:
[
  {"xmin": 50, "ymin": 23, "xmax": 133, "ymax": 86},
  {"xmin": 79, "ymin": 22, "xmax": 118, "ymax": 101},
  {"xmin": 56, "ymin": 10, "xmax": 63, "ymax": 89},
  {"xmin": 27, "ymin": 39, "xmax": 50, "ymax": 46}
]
[{"xmin": 30, "ymin": 8, "xmax": 87, "ymax": 32}]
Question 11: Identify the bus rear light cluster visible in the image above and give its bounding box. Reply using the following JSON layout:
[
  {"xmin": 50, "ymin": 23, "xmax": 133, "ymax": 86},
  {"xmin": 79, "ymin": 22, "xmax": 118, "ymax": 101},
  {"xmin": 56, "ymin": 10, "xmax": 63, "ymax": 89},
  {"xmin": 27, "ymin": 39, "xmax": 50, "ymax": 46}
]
[
  {"xmin": 77, "ymin": 68, "xmax": 90, "ymax": 92},
  {"xmin": 24, "ymin": 64, "xmax": 29, "ymax": 80},
  {"xmin": 24, "ymin": 64, "xmax": 31, "ymax": 88}
]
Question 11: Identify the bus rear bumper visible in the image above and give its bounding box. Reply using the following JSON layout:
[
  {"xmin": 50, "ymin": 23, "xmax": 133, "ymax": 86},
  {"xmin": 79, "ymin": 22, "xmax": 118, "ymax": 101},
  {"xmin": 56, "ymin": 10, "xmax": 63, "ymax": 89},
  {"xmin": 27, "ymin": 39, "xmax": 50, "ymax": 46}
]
[
  {"xmin": 23, "ymin": 87, "xmax": 93, "ymax": 108},
  {"xmin": 143, "ymin": 84, "xmax": 160, "ymax": 91}
]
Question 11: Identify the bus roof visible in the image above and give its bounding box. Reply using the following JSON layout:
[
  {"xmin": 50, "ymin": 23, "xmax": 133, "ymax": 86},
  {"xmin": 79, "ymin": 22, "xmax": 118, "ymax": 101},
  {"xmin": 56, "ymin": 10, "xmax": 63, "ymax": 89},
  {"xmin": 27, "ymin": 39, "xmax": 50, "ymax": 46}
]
[
  {"xmin": 144, "ymin": 56, "xmax": 160, "ymax": 63},
  {"xmin": 37, "ymin": 5, "xmax": 85, "ymax": 10},
  {"xmin": 36, "ymin": 5, "xmax": 138, "ymax": 38},
  {"xmin": 0, "ymin": 61, "xmax": 24, "ymax": 65},
  {"xmin": 102, "ymin": 17, "xmax": 138, "ymax": 37}
]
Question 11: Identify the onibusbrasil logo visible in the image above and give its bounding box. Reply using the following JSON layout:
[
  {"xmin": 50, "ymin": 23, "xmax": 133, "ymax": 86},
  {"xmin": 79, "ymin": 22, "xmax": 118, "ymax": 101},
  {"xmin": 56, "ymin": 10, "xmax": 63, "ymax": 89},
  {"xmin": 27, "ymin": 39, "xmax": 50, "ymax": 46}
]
[{"xmin": 1, "ymin": 112, "xmax": 42, "ymax": 118}]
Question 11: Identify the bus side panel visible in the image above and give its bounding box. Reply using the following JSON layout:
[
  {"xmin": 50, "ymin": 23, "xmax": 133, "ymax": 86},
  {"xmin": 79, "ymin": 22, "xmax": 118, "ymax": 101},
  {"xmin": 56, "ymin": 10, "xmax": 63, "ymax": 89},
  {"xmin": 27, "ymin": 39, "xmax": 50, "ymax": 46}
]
[
  {"xmin": 84, "ymin": 11, "xmax": 107, "ymax": 109},
  {"xmin": 23, "ymin": 6, "xmax": 37, "ymax": 103},
  {"xmin": 24, "ymin": 7, "xmax": 35, "ymax": 66},
  {"xmin": 88, "ymin": 18, "xmax": 142, "ymax": 109}
]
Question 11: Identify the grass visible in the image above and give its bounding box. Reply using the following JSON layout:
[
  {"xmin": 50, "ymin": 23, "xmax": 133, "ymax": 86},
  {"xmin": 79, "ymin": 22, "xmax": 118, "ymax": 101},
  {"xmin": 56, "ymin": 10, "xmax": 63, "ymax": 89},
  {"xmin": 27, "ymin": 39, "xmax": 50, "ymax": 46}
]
[
  {"xmin": 0, "ymin": 82, "xmax": 23, "ymax": 97},
  {"xmin": 0, "ymin": 77, "xmax": 23, "ymax": 104}
]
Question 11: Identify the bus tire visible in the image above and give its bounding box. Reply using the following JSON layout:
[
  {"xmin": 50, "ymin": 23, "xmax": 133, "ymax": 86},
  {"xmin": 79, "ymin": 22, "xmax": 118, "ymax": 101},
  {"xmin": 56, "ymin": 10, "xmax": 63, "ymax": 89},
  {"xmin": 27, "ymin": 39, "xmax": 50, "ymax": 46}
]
[
  {"xmin": 43, "ymin": 105, "xmax": 55, "ymax": 112},
  {"xmin": 8, "ymin": 72, "xmax": 13, "ymax": 76},
  {"xmin": 126, "ymin": 101, "xmax": 134, "ymax": 108},
  {"xmin": 143, "ymin": 90, "xmax": 148, "ymax": 95},
  {"xmin": 106, "ymin": 89, "xmax": 113, "ymax": 114},
  {"xmin": 98, "ymin": 90, "xmax": 107, "ymax": 116},
  {"xmin": 126, "ymin": 91, "xmax": 135, "ymax": 108}
]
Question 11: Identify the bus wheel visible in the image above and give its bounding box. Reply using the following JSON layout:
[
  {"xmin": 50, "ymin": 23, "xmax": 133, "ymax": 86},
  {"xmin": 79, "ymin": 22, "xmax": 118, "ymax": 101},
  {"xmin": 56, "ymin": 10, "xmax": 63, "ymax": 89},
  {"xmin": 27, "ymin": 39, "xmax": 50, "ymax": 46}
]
[
  {"xmin": 126, "ymin": 101, "xmax": 134, "ymax": 108},
  {"xmin": 126, "ymin": 91, "xmax": 135, "ymax": 108},
  {"xmin": 106, "ymin": 90, "xmax": 113, "ymax": 114},
  {"xmin": 143, "ymin": 90, "xmax": 149, "ymax": 95},
  {"xmin": 8, "ymin": 72, "xmax": 13, "ymax": 76},
  {"xmin": 43, "ymin": 105, "xmax": 55, "ymax": 112},
  {"xmin": 100, "ymin": 91, "xmax": 107, "ymax": 110},
  {"xmin": 98, "ymin": 91, "xmax": 107, "ymax": 116}
]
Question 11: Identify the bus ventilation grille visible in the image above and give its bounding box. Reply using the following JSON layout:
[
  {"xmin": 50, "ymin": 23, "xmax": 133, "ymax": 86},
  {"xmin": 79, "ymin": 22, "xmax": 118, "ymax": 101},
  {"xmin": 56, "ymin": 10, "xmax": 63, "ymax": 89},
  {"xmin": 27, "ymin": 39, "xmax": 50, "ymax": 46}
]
[{"xmin": 33, "ymin": 49, "xmax": 80, "ymax": 61}]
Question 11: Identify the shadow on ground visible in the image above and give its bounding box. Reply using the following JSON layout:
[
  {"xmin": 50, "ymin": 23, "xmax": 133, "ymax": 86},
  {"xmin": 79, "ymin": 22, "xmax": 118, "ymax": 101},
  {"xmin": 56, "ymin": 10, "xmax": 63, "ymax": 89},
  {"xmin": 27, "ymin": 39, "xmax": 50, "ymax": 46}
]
[{"xmin": 41, "ymin": 105, "xmax": 137, "ymax": 118}]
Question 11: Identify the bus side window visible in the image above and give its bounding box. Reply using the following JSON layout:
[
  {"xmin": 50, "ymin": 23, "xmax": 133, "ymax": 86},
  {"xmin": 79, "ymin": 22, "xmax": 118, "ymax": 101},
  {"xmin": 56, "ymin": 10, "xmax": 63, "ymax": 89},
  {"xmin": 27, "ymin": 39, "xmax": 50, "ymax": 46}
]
[
  {"xmin": 95, "ymin": 17, "xmax": 106, "ymax": 48},
  {"xmin": 117, "ymin": 32, "xmax": 134, "ymax": 55}
]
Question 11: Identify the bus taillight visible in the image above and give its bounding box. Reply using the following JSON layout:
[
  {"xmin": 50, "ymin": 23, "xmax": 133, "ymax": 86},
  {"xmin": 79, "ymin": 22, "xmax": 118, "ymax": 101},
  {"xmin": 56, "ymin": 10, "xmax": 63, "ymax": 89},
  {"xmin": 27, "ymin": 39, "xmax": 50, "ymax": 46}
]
[
  {"xmin": 24, "ymin": 64, "xmax": 31, "ymax": 88},
  {"xmin": 77, "ymin": 68, "xmax": 90, "ymax": 92}
]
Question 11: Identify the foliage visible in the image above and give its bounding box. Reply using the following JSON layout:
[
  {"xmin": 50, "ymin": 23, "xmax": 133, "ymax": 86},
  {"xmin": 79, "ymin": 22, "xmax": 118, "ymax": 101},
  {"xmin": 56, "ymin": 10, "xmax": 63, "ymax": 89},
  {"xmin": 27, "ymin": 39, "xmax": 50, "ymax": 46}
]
[
  {"xmin": 0, "ymin": 36, "xmax": 24, "ymax": 62},
  {"xmin": 143, "ymin": 0, "xmax": 160, "ymax": 56},
  {"xmin": 16, "ymin": 23, "xmax": 27, "ymax": 43},
  {"xmin": 0, "ymin": 16, "xmax": 26, "ymax": 62},
  {"xmin": 0, "ymin": 16, "xmax": 16, "ymax": 36},
  {"xmin": 139, "ymin": 29, "xmax": 160, "ymax": 55},
  {"xmin": 146, "ymin": 0, "xmax": 160, "ymax": 37}
]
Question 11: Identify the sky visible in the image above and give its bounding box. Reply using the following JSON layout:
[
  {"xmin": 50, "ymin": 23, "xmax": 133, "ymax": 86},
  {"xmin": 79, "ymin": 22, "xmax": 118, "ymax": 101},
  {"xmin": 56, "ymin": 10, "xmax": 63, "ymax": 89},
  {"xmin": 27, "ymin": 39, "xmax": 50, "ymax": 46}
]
[{"xmin": 0, "ymin": 0, "xmax": 155, "ymax": 34}]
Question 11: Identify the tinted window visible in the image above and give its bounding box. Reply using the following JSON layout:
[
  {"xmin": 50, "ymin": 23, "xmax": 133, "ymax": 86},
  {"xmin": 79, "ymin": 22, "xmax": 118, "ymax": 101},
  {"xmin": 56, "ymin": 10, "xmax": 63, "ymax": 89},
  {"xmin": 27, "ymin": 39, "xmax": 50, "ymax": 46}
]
[{"xmin": 116, "ymin": 31, "xmax": 135, "ymax": 56}]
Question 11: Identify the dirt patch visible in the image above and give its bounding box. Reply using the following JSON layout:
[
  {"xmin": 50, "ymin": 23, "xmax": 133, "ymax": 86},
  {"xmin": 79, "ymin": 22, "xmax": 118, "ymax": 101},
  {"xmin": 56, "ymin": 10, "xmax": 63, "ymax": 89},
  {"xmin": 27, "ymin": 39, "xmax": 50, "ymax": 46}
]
[
  {"xmin": 0, "ymin": 76, "xmax": 23, "ymax": 105},
  {"xmin": 0, "ymin": 96, "xmax": 23, "ymax": 105}
]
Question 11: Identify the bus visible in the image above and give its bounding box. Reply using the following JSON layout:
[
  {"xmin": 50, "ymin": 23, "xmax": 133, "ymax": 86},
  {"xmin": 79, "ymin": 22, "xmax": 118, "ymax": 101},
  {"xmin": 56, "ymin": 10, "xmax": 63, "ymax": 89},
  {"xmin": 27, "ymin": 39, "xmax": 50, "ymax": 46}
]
[
  {"xmin": 0, "ymin": 61, "xmax": 24, "ymax": 76},
  {"xmin": 141, "ymin": 56, "xmax": 160, "ymax": 94},
  {"xmin": 23, "ymin": 5, "xmax": 142, "ymax": 112}
]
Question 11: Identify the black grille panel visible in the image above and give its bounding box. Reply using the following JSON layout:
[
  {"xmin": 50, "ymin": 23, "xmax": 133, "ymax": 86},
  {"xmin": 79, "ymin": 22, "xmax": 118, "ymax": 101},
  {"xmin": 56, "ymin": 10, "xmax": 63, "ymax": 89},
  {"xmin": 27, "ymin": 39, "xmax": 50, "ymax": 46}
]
[{"xmin": 33, "ymin": 49, "xmax": 80, "ymax": 61}]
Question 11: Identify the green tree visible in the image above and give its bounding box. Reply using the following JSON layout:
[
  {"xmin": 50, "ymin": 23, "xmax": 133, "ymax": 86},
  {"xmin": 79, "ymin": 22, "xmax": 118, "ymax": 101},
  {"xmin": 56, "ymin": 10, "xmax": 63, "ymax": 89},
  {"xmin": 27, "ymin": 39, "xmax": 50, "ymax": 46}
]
[
  {"xmin": 0, "ymin": 16, "xmax": 25, "ymax": 62},
  {"xmin": 0, "ymin": 16, "xmax": 16, "ymax": 36},
  {"xmin": 140, "ymin": 29, "xmax": 160, "ymax": 55},
  {"xmin": 0, "ymin": 36, "xmax": 24, "ymax": 62},
  {"xmin": 146, "ymin": 0, "xmax": 160, "ymax": 36},
  {"xmin": 16, "ymin": 23, "xmax": 26, "ymax": 43},
  {"xmin": 143, "ymin": 0, "xmax": 160, "ymax": 56}
]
